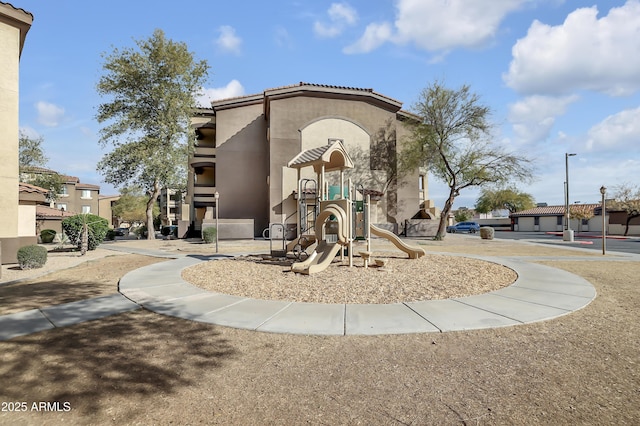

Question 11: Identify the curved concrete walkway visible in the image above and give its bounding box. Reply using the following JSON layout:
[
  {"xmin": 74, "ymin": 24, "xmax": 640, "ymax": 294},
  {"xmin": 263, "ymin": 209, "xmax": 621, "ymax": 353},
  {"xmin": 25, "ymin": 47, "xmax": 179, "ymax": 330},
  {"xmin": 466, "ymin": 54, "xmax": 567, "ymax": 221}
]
[{"xmin": 119, "ymin": 254, "xmax": 597, "ymax": 336}]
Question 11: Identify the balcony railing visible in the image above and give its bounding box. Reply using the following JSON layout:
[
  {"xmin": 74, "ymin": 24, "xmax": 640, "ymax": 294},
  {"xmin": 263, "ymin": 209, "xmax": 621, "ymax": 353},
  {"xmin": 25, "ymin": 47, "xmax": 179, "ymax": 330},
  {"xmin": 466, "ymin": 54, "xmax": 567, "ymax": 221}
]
[
  {"xmin": 194, "ymin": 146, "xmax": 216, "ymax": 157},
  {"xmin": 193, "ymin": 185, "xmax": 217, "ymax": 196}
]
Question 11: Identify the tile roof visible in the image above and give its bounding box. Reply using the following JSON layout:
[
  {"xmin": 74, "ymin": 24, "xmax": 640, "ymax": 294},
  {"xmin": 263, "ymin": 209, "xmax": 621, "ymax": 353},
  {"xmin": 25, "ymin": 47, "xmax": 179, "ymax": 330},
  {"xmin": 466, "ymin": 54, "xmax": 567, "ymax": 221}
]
[
  {"xmin": 19, "ymin": 182, "xmax": 49, "ymax": 195},
  {"xmin": 510, "ymin": 203, "xmax": 601, "ymax": 217},
  {"xmin": 212, "ymin": 82, "xmax": 403, "ymax": 108},
  {"xmin": 0, "ymin": 1, "xmax": 33, "ymax": 17},
  {"xmin": 36, "ymin": 205, "xmax": 75, "ymax": 219}
]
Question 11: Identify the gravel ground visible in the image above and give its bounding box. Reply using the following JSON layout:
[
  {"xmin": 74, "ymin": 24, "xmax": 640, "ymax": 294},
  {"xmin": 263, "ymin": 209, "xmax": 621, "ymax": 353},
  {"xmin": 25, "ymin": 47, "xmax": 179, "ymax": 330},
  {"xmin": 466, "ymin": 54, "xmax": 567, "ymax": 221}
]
[{"xmin": 182, "ymin": 253, "xmax": 518, "ymax": 304}]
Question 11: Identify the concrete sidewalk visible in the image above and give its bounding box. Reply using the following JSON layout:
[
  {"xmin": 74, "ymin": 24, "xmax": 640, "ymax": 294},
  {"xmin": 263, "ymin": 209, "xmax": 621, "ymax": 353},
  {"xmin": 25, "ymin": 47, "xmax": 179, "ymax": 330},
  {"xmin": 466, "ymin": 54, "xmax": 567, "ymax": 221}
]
[
  {"xmin": 0, "ymin": 294, "xmax": 140, "ymax": 341},
  {"xmin": 1, "ymin": 238, "xmax": 620, "ymax": 340},
  {"xmin": 118, "ymin": 254, "xmax": 597, "ymax": 336}
]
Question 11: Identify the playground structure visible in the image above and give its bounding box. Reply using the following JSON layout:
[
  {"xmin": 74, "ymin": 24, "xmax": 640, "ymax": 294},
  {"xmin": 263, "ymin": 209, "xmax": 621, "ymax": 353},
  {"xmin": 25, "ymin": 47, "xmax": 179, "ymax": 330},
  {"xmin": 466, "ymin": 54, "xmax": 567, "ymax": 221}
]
[{"xmin": 283, "ymin": 140, "xmax": 425, "ymax": 275}]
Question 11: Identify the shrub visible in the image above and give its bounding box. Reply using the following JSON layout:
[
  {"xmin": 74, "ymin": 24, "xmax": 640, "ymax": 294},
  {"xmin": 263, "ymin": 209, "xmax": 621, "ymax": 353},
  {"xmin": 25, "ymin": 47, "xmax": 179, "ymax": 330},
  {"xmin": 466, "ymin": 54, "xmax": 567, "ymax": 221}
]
[
  {"xmin": 61, "ymin": 214, "xmax": 109, "ymax": 251},
  {"xmin": 134, "ymin": 226, "xmax": 147, "ymax": 239},
  {"xmin": 40, "ymin": 229, "xmax": 57, "ymax": 244},
  {"xmin": 17, "ymin": 245, "xmax": 48, "ymax": 270},
  {"xmin": 202, "ymin": 226, "xmax": 217, "ymax": 243}
]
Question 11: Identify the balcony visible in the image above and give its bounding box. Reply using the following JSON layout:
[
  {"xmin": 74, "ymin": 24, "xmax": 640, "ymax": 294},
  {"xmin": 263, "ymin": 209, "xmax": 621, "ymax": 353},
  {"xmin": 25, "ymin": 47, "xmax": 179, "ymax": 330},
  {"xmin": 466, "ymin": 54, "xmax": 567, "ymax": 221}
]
[{"xmin": 194, "ymin": 145, "xmax": 216, "ymax": 157}]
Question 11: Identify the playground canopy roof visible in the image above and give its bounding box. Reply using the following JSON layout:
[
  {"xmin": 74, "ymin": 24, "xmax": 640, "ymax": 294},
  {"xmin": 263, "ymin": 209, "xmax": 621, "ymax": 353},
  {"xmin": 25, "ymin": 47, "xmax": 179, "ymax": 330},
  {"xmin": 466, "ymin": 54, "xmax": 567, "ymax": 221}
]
[{"xmin": 287, "ymin": 140, "xmax": 354, "ymax": 174}]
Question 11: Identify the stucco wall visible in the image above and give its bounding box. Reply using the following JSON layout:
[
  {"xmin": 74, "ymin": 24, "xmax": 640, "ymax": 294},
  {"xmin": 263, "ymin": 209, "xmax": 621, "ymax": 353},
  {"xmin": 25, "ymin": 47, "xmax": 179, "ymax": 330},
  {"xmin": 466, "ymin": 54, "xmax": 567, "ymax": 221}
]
[
  {"xmin": 0, "ymin": 22, "xmax": 20, "ymax": 242},
  {"xmin": 214, "ymin": 103, "xmax": 269, "ymax": 236},
  {"xmin": 17, "ymin": 204, "xmax": 36, "ymax": 237},
  {"xmin": 267, "ymin": 95, "xmax": 417, "ymax": 227}
]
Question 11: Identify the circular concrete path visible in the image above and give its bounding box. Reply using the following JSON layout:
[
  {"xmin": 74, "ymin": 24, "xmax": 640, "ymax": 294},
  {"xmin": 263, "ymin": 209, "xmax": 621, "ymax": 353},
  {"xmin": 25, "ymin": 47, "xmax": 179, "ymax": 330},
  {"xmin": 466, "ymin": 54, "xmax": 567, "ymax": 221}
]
[{"xmin": 119, "ymin": 253, "xmax": 597, "ymax": 336}]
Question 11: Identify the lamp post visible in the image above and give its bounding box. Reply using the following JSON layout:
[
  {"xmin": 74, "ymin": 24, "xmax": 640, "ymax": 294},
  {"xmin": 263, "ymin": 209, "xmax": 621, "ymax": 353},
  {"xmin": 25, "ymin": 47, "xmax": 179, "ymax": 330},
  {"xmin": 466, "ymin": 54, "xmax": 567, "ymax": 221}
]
[
  {"xmin": 564, "ymin": 153, "xmax": 577, "ymax": 241},
  {"xmin": 600, "ymin": 186, "xmax": 606, "ymax": 256},
  {"xmin": 214, "ymin": 191, "xmax": 219, "ymax": 253}
]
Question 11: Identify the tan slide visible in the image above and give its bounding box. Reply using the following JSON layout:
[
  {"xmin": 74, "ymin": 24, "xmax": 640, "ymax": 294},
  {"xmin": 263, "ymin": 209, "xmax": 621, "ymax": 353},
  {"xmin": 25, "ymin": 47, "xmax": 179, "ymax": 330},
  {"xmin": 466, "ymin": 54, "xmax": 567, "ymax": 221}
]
[
  {"xmin": 370, "ymin": 224, "xmax": 426, "ymax": 259},
  {"xmin": 291, "ymin": 203, "xmax": 349, "ymax": 275}
]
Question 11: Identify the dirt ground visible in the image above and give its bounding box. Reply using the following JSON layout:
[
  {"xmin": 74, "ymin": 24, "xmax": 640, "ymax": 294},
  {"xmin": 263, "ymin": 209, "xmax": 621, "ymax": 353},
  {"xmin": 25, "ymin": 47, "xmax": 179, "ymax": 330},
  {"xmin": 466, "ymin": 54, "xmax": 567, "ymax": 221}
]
[{"xmin": 0, "ymin": 237, "xmax": 639, "ymax": 425}]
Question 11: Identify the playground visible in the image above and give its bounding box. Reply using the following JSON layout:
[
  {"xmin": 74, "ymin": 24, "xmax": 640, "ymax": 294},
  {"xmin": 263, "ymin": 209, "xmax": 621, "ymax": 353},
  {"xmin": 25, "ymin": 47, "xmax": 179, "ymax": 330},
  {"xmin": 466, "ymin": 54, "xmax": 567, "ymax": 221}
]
[
  {"xmin": 182, "ymin": 252, "xmax": 518, "ymax": 304},
  {"xmin": 1, "ymin": 235, "xmax": 639, "ymax": 424},
  {"xmin": 1, "ymin": 140, "xmax": 638, "ymax": 422}
]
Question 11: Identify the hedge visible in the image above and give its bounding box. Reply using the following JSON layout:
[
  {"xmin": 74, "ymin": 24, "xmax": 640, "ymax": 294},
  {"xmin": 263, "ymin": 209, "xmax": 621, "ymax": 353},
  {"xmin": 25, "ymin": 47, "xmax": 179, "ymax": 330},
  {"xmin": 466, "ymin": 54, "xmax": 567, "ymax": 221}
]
[{"xmin": 17, "ymin": 245, "xmax": 48, "ymax": 269}]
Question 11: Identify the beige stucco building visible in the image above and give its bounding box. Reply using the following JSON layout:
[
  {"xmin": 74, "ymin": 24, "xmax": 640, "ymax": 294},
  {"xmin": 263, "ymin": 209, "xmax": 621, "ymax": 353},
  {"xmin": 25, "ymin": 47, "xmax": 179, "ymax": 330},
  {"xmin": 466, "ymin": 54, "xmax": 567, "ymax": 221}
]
[
  {"xmin": 187, "ymin": 83, "xmax": 433, "ymax": 239},
  {"xmin": 0, "ymin": 2, "xmax": 32, "ymax": 264}
]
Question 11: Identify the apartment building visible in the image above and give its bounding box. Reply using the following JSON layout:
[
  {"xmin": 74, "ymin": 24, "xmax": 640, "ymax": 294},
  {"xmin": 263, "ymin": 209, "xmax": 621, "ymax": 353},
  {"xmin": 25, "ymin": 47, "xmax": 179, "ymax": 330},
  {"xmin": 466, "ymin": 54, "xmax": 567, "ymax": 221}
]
[{"xmin": 186, "ymin": 82, "xmax": 432, "ymax": 238}]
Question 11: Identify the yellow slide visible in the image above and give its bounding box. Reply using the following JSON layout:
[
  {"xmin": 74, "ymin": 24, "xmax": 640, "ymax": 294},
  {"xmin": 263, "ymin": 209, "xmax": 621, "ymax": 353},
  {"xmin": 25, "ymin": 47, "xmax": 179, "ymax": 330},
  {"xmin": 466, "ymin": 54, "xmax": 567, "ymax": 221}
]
[
  {"xmin": 291, "ymin": 203, "xmax": 349, "ymax": 275},
  {"xmin": 370, "ymin": 224, "xmax": 426, "ymax": 259}
]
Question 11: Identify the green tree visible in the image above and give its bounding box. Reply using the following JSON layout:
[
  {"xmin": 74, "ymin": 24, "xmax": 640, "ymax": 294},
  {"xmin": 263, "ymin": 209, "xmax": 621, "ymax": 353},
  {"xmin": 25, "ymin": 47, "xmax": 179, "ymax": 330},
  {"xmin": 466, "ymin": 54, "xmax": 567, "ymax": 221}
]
[
  {"xmin": 19, "ymin": 131, "xmax": 48, "ymax": 169},
  {"xmin": 18, "ymin": 131, "xmax": 64, "ymax": 199},
  {"xmin": 111, "ymin": 186, "xmax": 159, "ymax": 226},
  {"xmin": 475, "ymin": 186, "xmax": 535, "ymax": 214},
  {"xmin": 96, "ymin": 29, "xmax": 209, "ymax": 239},
  {"xmin": 609, "ymin": 183, "xmax": 640, "ymax": 236},
  {"xmin": 454, "ymin": 207, "xmax": 472, "ymax": 223},
  {"xmin": 401, "ymin": 81, "xmax": 533, "ymax": 239}
]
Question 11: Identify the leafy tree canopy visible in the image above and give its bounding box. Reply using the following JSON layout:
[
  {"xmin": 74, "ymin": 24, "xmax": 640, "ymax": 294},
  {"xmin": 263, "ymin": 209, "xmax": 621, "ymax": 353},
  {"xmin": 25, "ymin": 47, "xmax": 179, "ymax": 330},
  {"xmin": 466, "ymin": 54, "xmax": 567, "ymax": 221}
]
[
  {"xmin": 19, "ymin": 131, "xmax": 48, "ymax": 169},
  {"xmin": 475, "ymin": 186, "xmax": 535, "ymax": 214},
  {"xmin": 18, "ymin": 131, "xmax": 65, "ymax": 199},
  {"xmin": 608, "ymin": 183, "xmax": 640, "ymax": 236},
  {"xmin": 454, "ymin": 207, "xmax": 472, "ymax": 223},
  {"xmin": 112, "ymin": 186, "xmax": 159, "ymax": 226},
  {"xmin": 401, "ymin": 81, "xmax": 534, "ymax": 239},
  {"xmin": 96, "ymin": 29, "xmax": 209, "ymax": 239}
]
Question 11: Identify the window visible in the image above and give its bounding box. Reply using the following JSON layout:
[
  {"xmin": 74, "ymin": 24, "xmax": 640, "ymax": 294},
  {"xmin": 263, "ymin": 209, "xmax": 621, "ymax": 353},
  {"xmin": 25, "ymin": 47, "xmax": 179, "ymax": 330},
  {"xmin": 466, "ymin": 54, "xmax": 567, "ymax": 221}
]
[
  {"xmin": 81, "ymin": 190, "xmax": 92, "ymax": 199},
  {"xmin": 57, "ymin": 203, "xmax": 67, "ymax": 211},
  {"xmin": 418, "ymin": 175, "xmax": 425, "ymax": 201},
  {"xmin": 59, "ymin": 186, "xmax": 68, "ymax": 196},
  {"xmin": 534, "ymin": 217, "xmax": 540, "ymax": 226},
  {"xmin": 557, "ymin": 216, "xmax": 563, "ymax": 225},
  {"xmin": 82, "ymin": 205, "xmax": 91, "ymax": 214}
]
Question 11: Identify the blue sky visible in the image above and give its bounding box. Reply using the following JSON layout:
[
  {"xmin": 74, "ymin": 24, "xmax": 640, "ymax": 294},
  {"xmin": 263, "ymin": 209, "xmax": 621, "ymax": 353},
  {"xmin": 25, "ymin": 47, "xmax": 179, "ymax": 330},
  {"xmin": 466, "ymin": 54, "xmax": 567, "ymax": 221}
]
[{"xmin": 14, "ymin": 0, "xmax": 640, "ymax": 210}]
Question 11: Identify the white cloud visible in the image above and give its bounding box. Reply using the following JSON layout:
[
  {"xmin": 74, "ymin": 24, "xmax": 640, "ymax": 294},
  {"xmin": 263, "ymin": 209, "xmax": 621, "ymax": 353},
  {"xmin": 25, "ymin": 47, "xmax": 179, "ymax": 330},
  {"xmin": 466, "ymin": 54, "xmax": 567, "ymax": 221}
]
[
  {"xmin": 504, "ymin": 1, "xmax": 640, "ymax": 96},
  {"xmin": 314, "ymin": 2, "xmax": 358, "ymax": 38},
  {"xmin": 274, "ymin": 26, "xmax": 294, "ymax": 49},
  {"xmin": 343, "ymin": 22, "xmax": 393, "ymax": 54},
  {"xmin": 394, "ymin": 0, "xmax": 523, "ymax": 51},
  {"xmin": 586, "ymin": 107, "xmax": 640, "ymax": 152},
  {"xmin": 508, "ymin": 95, "xmax": 578, "ymax": 146},
  {"xmin": 216, "ymin": 25, "xmax": 242, "ymax": 55},
  {"xmin": 35, "ymin": 101, "xmax": 65, "ymax": 127},
  {"xmin": 345, "ymin": 0, "xmax": 524, "ymax": 54},
  {"xmin": 196, "ymin": 80, "xmax": 246, "ymax": 107}
]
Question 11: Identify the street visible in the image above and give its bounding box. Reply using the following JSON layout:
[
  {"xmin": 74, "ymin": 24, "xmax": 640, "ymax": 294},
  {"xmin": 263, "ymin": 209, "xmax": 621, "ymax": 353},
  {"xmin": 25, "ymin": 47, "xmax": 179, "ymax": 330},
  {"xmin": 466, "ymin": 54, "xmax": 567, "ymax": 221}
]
[{"xmin": 494, "ymin": 231, "xmax": 640, "ymax": 255}]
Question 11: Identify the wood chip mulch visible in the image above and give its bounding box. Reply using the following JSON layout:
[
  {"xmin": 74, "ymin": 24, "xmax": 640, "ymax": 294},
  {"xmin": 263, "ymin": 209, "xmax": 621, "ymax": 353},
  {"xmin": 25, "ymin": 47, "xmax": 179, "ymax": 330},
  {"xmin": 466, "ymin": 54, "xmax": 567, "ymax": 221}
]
[{"xmin": 182, "ymin": 252, "xmax": 518, "ymax": 304}]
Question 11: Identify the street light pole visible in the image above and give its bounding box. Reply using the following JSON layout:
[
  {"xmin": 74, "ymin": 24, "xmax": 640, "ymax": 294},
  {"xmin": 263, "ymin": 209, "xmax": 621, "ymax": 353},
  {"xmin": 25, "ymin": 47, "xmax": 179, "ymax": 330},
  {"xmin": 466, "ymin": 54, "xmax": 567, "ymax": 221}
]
[
  {"xmin": 564, "ymin": 153, "xmax": 577, "ymax": 241},
  {"xmin": 600, "ymin": 186, "xmax": 606, "ymax": 256},
  {"xmin": 214, "ymin": 191, "xmax": 219, "ymax": 253}
]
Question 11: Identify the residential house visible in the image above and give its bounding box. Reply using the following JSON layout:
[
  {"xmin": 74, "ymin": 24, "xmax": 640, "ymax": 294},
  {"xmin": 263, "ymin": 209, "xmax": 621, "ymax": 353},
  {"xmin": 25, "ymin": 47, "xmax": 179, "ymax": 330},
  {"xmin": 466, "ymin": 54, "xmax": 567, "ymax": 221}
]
[
  {"xmin": 510, "ymin": 203, "xmax": 605, "ymax": 233},
  {"xmin": 0, "ymin": 1, "xmax": 32, "ymax": 264},
  {"xmin": 20, "ymin": 167, "xmax": 101, "ymax": 215},
  {"xmin": 55, "ymin": 175, "xmax": 100, "ymax": 215},
  {"xmin": 185, "ymin": 82, "xmax": 433, "ymax": 239}
]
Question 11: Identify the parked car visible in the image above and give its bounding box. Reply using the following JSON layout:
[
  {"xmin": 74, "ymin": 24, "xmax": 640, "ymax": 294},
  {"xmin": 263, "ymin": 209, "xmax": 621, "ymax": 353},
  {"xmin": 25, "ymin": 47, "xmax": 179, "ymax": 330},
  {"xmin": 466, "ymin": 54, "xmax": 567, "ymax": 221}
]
[
  {"xmin": 114, "ymin": 227, "xmax": 129, "ymax": 236},
  {"xmin": 446, "ymin": 221, "xmax": 480, "ymax": 233}
]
